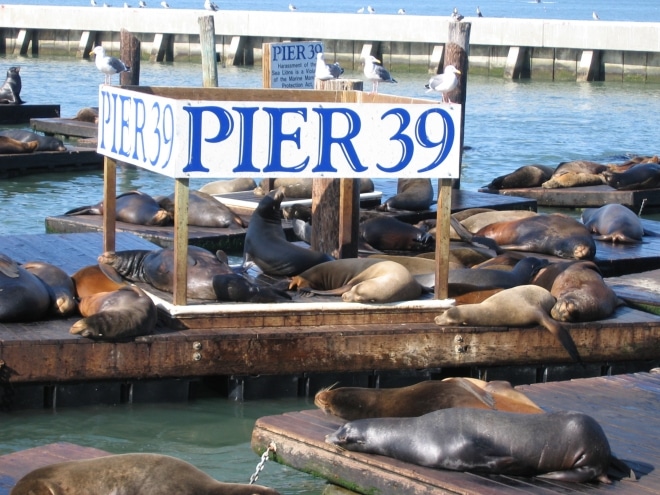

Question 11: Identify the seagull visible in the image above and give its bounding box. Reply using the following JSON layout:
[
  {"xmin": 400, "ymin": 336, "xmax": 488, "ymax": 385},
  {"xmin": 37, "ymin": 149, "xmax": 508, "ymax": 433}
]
[
  {"xmin": 90, "ymin": 0, "xmax": 97, "ymax": 5},
  {"xmin": 139, "ymin": 0, "xmax": 146, "ymax": 6},
  {"xmin": 451, "ymin": 7, "xmax": 464, "ymax": 21},
  {"xmin": 367, "ymin": 5, "xmax": 375, "ymax": 13},
  {"xmin": 357, "ymin": 6, "xmax": 364, "ymax": 13},
  {"xmin": 592, "ymin": 11, "xmax": 600, "ymax": 20},
  {"xmin": 315, "ymin": 52, "xmax": 344, "ymax": 80},
  {"xmin": 363, "ymin": 55, "xmax": 397, "ymax": 94},
  {"xmin": 476, "ymin": 6, "xmax": 483, "ymax": 17},
  {"xmin": 425, "ymin": 65, "xmax": 461, "ymax": 103},
  {"xmin": 124, "ymin": 2, "xmax": 130, "ymax": 7},
  {"xmin": 160, "ymin": 1, "xmax": 169, "ymax": 7},
  {"xmin": 90, "ymin": 45, "xmax": 130, "ymax": 85},
  {"xmin": 397, "ymin": 8, "xmax": 405, "ymax": 14},
  {"xmin": 204, "ymin": 0, "xmax": 218, "ymax": 10},
  {"xmin": 288, "ymin": 3, "xmax": 297, "ymax": 10}
]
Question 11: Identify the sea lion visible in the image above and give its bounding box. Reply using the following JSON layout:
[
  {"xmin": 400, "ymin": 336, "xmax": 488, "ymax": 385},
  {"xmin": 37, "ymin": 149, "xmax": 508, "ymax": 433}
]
[
  {"xmin": 602, "ymin": 162, "xmax": 660, "ymax": 190},
  {"xmin": 98, "ymin": 246, "xmax": 234, "ymax": 300},
  {"xmin": 326, "ymin": 408, "xmax": 623, "ymax": 484},
  {"xmin": 484, "ymin": 164, "xmax": 554, "ymax": 190},
  {"xmin": 71, "ymin": 263, "xmax": 127, "ymax": 298},
  {"xmin": 0, "ymin": 66, "xmax": 24, "ymax": 104},
  {"xmin": 243, "ymin": 187, "xmax": 333, "ymax": 276},
  {"xmin": 314, "ymin": 377, "xmax": 543, "ymax": 420},
  {"xmin": 0, "ymin": 135, "xmax": 38, "ymax": 154},
  {"xmin": 459, "ymin": 210, "xmax": 537, "ymax": 234},
  {"xmin": 475, "ymin": 213, "xmax": 596, "ymax": 260},
  {"xmin": 0, "ymin": 253, "xmax": 51, "ymax": 322},
  {"xmin": 581, "ymin": 203, "xmax": 645, "ymax": 243},
  {"xmin": 158, "ymin": 189, "xmax": 246, "ymax": 228},
  {"xmin": 22, "ymin": 261, "xmax": 77, "ymax": 317},
  {"xmin": 65, "ymin": 190, "xmax": 172, "ymax": 226},
  {"xmin": 10, "ymin": 453, "xmax": 281, "ymax": 495},
  {"xmin": 0, "ymin": 129, "xmax": 66, "ymax": 151},
  {"xmin": 360, "ymin": 215, "xmax": 433, "ymax": 252},
  {"xmin": 289, "ymin": 258, "xmax": 422, "ymax": 303},
  {"xmin": 542, "ymin": 171, "xmax": 606, "ymax": 188},
  {"xmin": 71, "ymin": 285, "xmax": 157, "ymax": 340},
  {"xmin": 198, "ymin": 177, "xmax": 257, "ymax": 195},
  {"xmin": 447, "ymin": 256, "xmax": 548, "ymax": 294},
  {"xmin": 532, "ymin": 260, "xmax": 623, "ymax": 322},
  {"xmin": 377, "ymin": 178, "xmax": 434, "ymax": 211},
  {"xmin": 72, "ymin": 106, "xmax": 99, "ymax": 123},
  {"xmin": 212, "ymin": 273, "xmax": 292, "ymax": 303},
  {"xmin": 254, "ymin": 178, "xmax": 374, "ymax": 198},
  {"xmin": 434, "ymin": 284, "xmax": 580, "ymax": 362}
]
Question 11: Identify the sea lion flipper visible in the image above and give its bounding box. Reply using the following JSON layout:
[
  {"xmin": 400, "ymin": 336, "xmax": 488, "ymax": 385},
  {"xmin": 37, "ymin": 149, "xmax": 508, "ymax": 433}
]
[
  {"xmin": 0, "ymin": 253, "xmax": 20, "ymax": 278},
  {"xmin": 97, "ymin": 263, "xmax": 128, "ymax": 285},
  {"xmin": 540, "ymin": 315, "xmax": 581, "ymax": 363},
  {"xmin": 64, "ymin": 205, "xmax": 102, "ymax": 216}
]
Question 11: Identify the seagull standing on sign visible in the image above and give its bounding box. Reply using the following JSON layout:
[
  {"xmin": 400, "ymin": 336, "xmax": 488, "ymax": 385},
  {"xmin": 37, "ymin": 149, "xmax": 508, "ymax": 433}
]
[
  {"xmin": 315, "ymin": 52, "xmax": 344, "ymax": 81},
  {"xmin": 363, "ymin": 55, "xmax": 397, "ymax": 94},
  {"xmin": 451, "ymin": 7, "xmax": 464, "ymax": 21},
  {"xmin": 204, "ymin": 0, "xmax": 218, "ymax": 10},
  {"xmin": 425, "ymin": 65, "xmax": 461, "ymax": 103},
  {"xmin": 90, "ymin": 46, "xmax": 131, "ymax": 85},
  {"xmin": 476, "ymin": 6, "xmax": 483, "ymax": 17}
]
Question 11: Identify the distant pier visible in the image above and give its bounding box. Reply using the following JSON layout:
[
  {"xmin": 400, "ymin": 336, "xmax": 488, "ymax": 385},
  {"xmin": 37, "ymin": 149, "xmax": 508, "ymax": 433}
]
[{"xmin": 1, "ymin": 5, "xmax": 659, "ymax": 81}]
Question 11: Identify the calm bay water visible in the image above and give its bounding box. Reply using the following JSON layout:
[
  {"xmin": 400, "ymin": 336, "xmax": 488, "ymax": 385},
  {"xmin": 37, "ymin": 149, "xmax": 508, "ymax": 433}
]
[{"xmin": 1, "ymin": 6, "xmax": 660, "ymax": 492}]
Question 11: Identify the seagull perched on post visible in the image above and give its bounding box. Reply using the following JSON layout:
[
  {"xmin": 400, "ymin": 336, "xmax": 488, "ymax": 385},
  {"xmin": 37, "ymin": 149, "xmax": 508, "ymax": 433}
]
[
  {"xmin": 204, "ymin": 0, "xmax": 218, "ymax": 10},
  {"xmin": 160, "ymin": 1, "xmax": 170, "ymax": 7},
  {"xmin": 367, "ymin": 5, "xmax": 375, "ymax": 13},
  {"xmin": 363, "ymin": 55, "xmax": 397, "ymax": 94},
  {"xmin": 90, "ymin": 46, "xmax": 130, "ymax": 85},
  {"xmin": 138, "ymin": 0, "xmax": 146, "ymax": 6},
  {"xmin": 476, "ymin": 6, "xmax": 483, "ymax": 17},
  {"xmin": 592, "ymin": 11, "xmax": 600, "ymax": 20},
  {"xmin": 425, "ymin": 65, "xmax": 461, "ymax": 103},
  {"xmin": 315, "ymin": 52, "xmax": 344, "ymax": 80},
  {"xmin": 451, "ymin": 7, "xmax": 464, "ymax": 21}
]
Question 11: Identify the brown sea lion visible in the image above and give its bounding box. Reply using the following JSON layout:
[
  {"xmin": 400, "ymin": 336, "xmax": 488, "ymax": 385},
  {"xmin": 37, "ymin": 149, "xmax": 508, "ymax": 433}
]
[
  {"xmin": 475, "ymin": 213, "xmax": 596, "ymax": 260},
  {"xmin": 71, "ymin": 264, "xmax": 127, "ymax": 298},
  {"xmin": 22, "ymin": 261, "xmax": 77, "ymax": 317},
  {"xmin": 0, "ymin": 66, "xmax": 24, "ymax": 104},
  {"xmin": 581, "ymin": 203, "xmax": 645, "ymax": 243},
  {"xmin": 459, "ymin": 210, "xmax": 537, "ymax": 234},
  {"xmin": 289, "ymin": 258, "xmax": 422, "ymax": 303},
  {"xmin": 98, "ymin": 246, "xmax": 234, "ymax": 300},
  {"xmin": 463, "ymin": 378, "xmax": 545, "ymax": 414},
  {"xmin": 71, "ymin": 285, "xmax": 157, "ymax": 340},
  {"xmin": 532, "ymin": 260, "xmax": 623, "ymax": 322},
  {"xmin": 314, "ymin": 377, "xmax": 543, "ymax": 421},
  {"xmin": 377, "ymin": 178, "xmax": 434, "ymax": 211},
  {"xmin": 65, "ymin": 190, "xmax": 172, "ymax": 226},
  {"xmin": 602, "ymin": 162, "xmax": 660, "ymax": 190},
  {"xmin": 0, "ymin": 129, "xmax": 66, "ymax": 151},
  {"xmin": 542, "ymin": 172, "xmax": 606, "ymax": 189},
  {"xmin": 551, "ymin": 159, "xmax": 608, "ymax": 176},
  {"xmin": 360, "ymin": 215, "xmax": 433, "ymax": 252},
  {"xmin": 243, "ymin": 187, "xmax": 333, "ymax": 276},
  {"xmin": 254, "ymin": 177, "xmax": 374, "ymax": 198},
  {"xmin": 72, "ymin": 106, "xmax": 99, "ymax": 123},
  {"xmin": 0, "ymin": 253, "xmax": 51, "ymax": 322},
  {"xmin": 326, "ymin": 408, "xmax": 627, "ymax": 484},
  {"xmin": 435, "ymin": 284, "xmax": 580, "ymax": 362},
  {"xmin": 198, "ymin": 177, "xmax": 257, "ymax": 195},
  {"xmin": 10, "ymin": 453, "xmax": 281, "ymax": 495},
  {"xmin": 158, "ymin": 189, "xmax": 246, "ymax": 228},
  {"xmin": 484, "ymin": 164, "xmax": 555, "ymax": 190},
  {"xmin": 0, "ymin": 135, "xmax": 38, "ymax": 154}
]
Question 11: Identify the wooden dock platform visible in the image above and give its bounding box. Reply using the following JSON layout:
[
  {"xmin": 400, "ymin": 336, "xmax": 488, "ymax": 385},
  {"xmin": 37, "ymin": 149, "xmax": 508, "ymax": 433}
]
[
  {"xmin": 31, "ymin": 117, "xmax": 98, "ymax": 139},
  {"xmin": 0, "ymin": 147, "xmax": 102, "ymax": 178},
  {"xmin": 0, "ymin": 104, "xmax": 59, "ymax": 125},
  {"xmin": 0, "ymin": 443, "xmax": 109, "ymax": 494},
  {"xmin": 251, "ymin": 371, "xmax": 660, "ymax": 495}
]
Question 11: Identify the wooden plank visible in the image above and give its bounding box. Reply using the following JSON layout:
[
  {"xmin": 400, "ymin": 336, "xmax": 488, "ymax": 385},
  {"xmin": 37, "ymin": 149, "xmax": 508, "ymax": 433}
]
[
  {"xmin": 0, "ymin": 105, "xmax": 60, "ymax": 125},
  {"xmin": 0, "ymin": 147, "xmax": 101, "ymax": 178},
  {"xmin": 31, "ymin": 117, "xmax": 98, "ymax": 139}
]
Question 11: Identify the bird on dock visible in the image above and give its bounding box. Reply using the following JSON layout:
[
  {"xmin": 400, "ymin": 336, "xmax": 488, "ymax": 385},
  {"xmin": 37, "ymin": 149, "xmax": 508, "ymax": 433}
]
[
  {"xmin": 363, "ymin": 55, "xmax": 397, "ymax": 94},
  {"xmin": 451, "ymin": 7, "xmax": 464, "ymax": 21},
  {"xmin": 204, "ymin": 0, "xmax": 218, "ymax": 10},
  {"xmin": 90, "ymin": 46, "xmax": 131, "ymax": 85},
  {"xmin": 357, "ymin": 6, "xmax": 364, "ymax": 13},
  {"xmin": 138, "ymin": 0, "xmax": 146, "ymax": 6},
  {"xmin": 90, "ymin": 0, "xmax": 97, "ymax": 5},
  {"xmin": 476, "ymin": 6, "xmax": 483, "ymax": 17},
  {"xmin": 425, "ymin": 65, "xmax": 461, "ymax": 103},
  {"xmin": 592, "ymin": 11, "xmax": 600, "ymax": 20},
  {"xmin": 288, "ymin": 3, "xmax": 297, "ymax": 11},
  {"xmin": 124, "ymin": 2, "xmax": 130, "ymax": 7},
  {"xmin": 160, "ymin": 0, "xmax": 170, "ymax": 7},
  {"xmin": 315, "ymin": 52, "xmax": 344, "ymax": 80},
  {"xmin": 397, "ymin": 8, "xmax": 405, "ymax": 14},
  {"xmin": 367, "ymin": 5, "xmax": 375, "ymax": 13}
]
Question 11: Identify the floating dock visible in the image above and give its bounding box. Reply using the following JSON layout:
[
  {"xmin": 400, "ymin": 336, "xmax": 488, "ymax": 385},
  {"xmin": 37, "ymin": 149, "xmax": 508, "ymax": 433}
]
[
  {"xmin": 0, "ymin": 104, "xmax": 59, "ymax": 125},
  {"xmin": 31, "ymin": 117, "xmax": 98, "ymax": 140},
  {"xmin": 0, "ymin": 147, "xmax": 102, "ymax": 178},
  {"xmin": 251, "ymin": 371, "xmax": 660, "ymax": 495}
]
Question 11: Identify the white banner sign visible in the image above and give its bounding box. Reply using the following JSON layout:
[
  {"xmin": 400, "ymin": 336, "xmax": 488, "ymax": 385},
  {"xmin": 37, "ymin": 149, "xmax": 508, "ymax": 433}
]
[
  {"xmin": 269, "ymin": 41, "xmax": 322, "ymax": 89},
  {"xmin": 97, "ymin": 86, "xmax": 462, "ymax": 179}
]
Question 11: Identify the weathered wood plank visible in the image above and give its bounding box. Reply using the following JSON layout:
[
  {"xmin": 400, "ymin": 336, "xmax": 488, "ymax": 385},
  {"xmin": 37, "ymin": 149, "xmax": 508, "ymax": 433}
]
[
  {"xmin": 31, "ymin": 117, "xmax": 98, "ymax": 139},
  {"xmin": 0, "ymin": 105, "xmax": 60, "ymax": 125},
  {"xmin": 0, "ymin": 148, "xmax": 101, "ymax": 179}
]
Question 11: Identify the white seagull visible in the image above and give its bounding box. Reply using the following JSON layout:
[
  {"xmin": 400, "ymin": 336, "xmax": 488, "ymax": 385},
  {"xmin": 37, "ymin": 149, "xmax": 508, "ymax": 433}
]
[
  {"xmin": 139, "ymin": 0, "xmax": 146, "ymax": 6},
  {"xmin": 90, "ymin": 0, "xmax": 97, "ymax": 5},
  {"xmin": 476, "ymin": 6, "xmax": 483, "ymax": 17},
  {"xmin": 363, "ymin": 55, "xmax": 397, "ymax": 94},
  {"xmin": 160, "ymin": 1, "xmax": 169, "ymax": 7},
  {"xmin": 357, "ymin": 6, "xmax": 364, "ymax": 13},
  {"xmin": 90, "ymin": 45, "xmax": 131, "ymax": 85},
  {"xmin": 367, "ymin": 5, "xmax": 375, "ymax": 13},
  {"xmin": 288, "ymin": 3, "xmax": 297, "ymax": 11},
  {"xmin": 397, "ymin": 8, "xmax": 405, "ymax": 14},
  {"xmin": 204, "ymin": 0, "xmax": 218, "ymax": 10},
  {"xmin": 315, "ymin": 52, "xmax": 344, "ymax": 81},
  {"xmin": 451, "ymin": 7, "xmax": 464, "ymax": 21},
  {"xmin": 592, "ymin": 11, "xmax": 600, "ymax": 20},
  {"xmin": 425, "ymin": 65, "xmax": 461, "ymax": 103}
]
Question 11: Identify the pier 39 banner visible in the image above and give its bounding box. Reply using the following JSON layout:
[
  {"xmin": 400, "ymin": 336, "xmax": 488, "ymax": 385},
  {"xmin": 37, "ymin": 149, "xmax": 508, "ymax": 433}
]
[{"xmin": 97, "ymin": 85, "xmax": 461, "ymax": 180}]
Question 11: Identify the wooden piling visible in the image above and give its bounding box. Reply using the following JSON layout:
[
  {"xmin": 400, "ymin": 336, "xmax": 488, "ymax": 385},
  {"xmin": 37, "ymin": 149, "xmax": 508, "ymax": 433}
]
[
  {"xmin": 120, "ymin": 29, "xmax": 140, "ymax": 86},
  {"xmin": 198, "ymin": 15, "xmax": 218, "ymax": 88}
]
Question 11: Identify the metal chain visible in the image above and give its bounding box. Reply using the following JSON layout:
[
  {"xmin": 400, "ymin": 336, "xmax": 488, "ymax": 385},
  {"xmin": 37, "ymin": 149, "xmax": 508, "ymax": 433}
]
[{"xmin": 249, "ymin": 442, "xmax": 276, "ymax": 485}]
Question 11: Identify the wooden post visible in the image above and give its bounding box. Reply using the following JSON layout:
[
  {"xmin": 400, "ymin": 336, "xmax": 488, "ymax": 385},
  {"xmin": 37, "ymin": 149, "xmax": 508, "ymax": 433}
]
[
  {"xmin": 172, "ymin": 178, "xmax": 190, "ymax": 306},
  {"xmin": 120, "ymin": 29, "xmax": 140, "ymax": 86},
  {"xmin": 314, "ymin": 79, "xmax": 363, "ymax": 91},
  {"xmin": 102, "ymin": 156, "xmax": 116, "ymax": 253},
  {"xmin": 262, "ymin": 43, "xmax": 272, "ymax": 88},
  {"xmin": 434, "ymin": 179, "xmax": 452, "ymax": 300},
  {"xmin": 198, "ymin": 15, "xmax": 218, "ymax": 88}
]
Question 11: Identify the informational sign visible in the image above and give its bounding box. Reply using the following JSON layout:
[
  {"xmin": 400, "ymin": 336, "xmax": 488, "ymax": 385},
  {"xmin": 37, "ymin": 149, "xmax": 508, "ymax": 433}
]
[
  {"xmin": 268, "ymin": 41, "xmax": 323, "ymax": 89},
  {"xmin": 97, "ymin": 85, "xmax": 462, "ymax": 180}
]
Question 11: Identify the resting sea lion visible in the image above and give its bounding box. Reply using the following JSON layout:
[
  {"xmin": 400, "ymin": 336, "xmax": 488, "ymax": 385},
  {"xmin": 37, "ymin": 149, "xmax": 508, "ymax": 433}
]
[
  {"xmin": 71, "ymin": 264, "xmax": 127, "ymax": 298},
  {"xmin": 314, "ymin": 377, "xmax": 543, "ymax": 420},
  {"xmin": 542, "ymin": 171, "xmax": 606, "ymax": 188},
  {"xmin": 377, "ymin": 178, "xmax": 434, "ymax": 211},
  {"xmin": 0, "ymin": 135, "xmax": 38, "ymax": 154},
  {"xmin": 254, "ymin": 178, "xmax": 374, "ymax": 198},
  {"xmin": 0, "ymin": 66, "xmax": 24, "ymax": 104},
  {"xmin": 447, "ymin": 256, "xmax": 548, "ymax": 294},
  {"xmin": 10, "ymin": 453, "xmax": 281, "ymax": 495},
  {"xmin": 22, "ymin": 261, "xmax": 77, "ymax": 317},
  {"xmin": 72, "ymin": 106, "xmax": 99, "ymax": 123},
  {"xmin": 158, "ymin": 189, "xmax": 246, "ymax": 228},
  {"xmin": 66, "ymin": 190, "xmax": 172, "ymax": 226},
  {"xmin": 0, "ymin": 129, "xmax": 66, "ymax": 151},
  {"xmin": 243, "ymin": 187, "xmax": 333, "ymax": 276},
  {"xmin": 581, "ymin": 203, "xmax": 645, "ymax": 243},
  {"xmin": 198, "ymin": 177, "xmax": 257, "ymax": 195},
  {"xmin": 212, "ymin": 273, "xmax": 292, "ymax": 303},
  {"xmin": 459, "ymin": 210, "xmax": 537, "ymax": 235},
  {"xmin": 289, "ymin": 258, "xmax": 422, "ymax": 303},
  {"xmin": 326, "ymin": 408, "xmax": 626, "ymax": 484},
  {"xmin": 98, "ymin": 246, "xmax": 234, "ymax": 300},
  {"xmin": 484, "ymin": 164, "xmax": 554, "ymax": 190},
  {"xmin": 602, "ymin": 162, "xmax": 660, "ymax": 190},
  {"xmin": 435, "ymin": 284, "xmax": 580, "ymax": 362},
  {"xmin": 71, "ymin": 285, "xmax": 157, "ymax": 340},
  {"xmin": 0, "ymin": 253, "xmax": 51, "ymax": 322},
  {"xmin": 360, "ymin": 215, "xmax": 433, "ymax": 252}
]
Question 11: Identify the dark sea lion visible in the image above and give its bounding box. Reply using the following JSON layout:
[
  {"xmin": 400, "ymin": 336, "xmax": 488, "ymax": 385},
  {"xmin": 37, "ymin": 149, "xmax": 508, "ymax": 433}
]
[
  {"xmin": 360, "ymin": 215, "xmax": 433, "ymax": 252},
  {"xmin": 98, "ymin": 246, "xmax": 234, "ymax": 300},
  {"xmin": 71, "ymin": 263, "xmax": 127, "ymax": 298},
  {"xmin": 581, "ymin": 203, "xmax": 644, "ymax": 243},
  {"xmin": 281, "ymin": 203, "xmax": 312, "ymax": 222},
  {"xmin": 212, "ymin": 273, "xmax": 292, "ymax": 303},
  {"xmin": 447, "ymin": 256, "xmax": 548, "ymax": 294},
  {"xmin": 326, "ymin": 408, "xmax": 624, "ymax": 484},
  {"xmin": 453, "ymin": 287, "xmax": 503, "ymax": 304},
  {"xmin": 602, "ymin": 162, "xmax": 660, "ymax": 190},
  {"xmin": 10, "ymin": 453, "xmax": 281, "ymax": 495},
  {"xmin": 435, "ymin": 284, "xmax": 580, "ymax": 362},
  {"xmin": 244, "ymin": 187, "xmax": 333, "ymax": 276},
  {"xmin": 22, "ymin": 261, "xmax": 77, "ymax": 317},
  {"xmin": 0, "ymin": 129, "xmax": 66, "ymax": 151},
  {"xmin": 198, "ymin": 177, "xmax": 257, "ymax": 195},
  {"xmin": 71, "ymin": 285, "xmax": 157, "ymax": 340},
  {"xmin": 0, "ymin": 66, "xmax": 24, "ymax": 104},
  {"xmin": 532, "ymin": 260, "xmax": 622, "ymax": 322},
  {"xmin": 72, "ymin": 106, "xmax": 99, "ymax": 123},
  {"xmin": 0, "ymin": 135, "xmax": 38, "ymax": 154},
  {"xmin": 289, "ymin": 258, "xmax": 422, "ymax": 303},
  {"xmin": 314, "ymin": 377, "xmax": 543, "ymax": 420},
  {"xmin": 475, "ymin": 213, "xmax": 596, "ymax": 260},
  {"xmin": 66, "ymin": 190, "xmax": 172, "ymax": 226},
  {"xmin": 158, "ymin": 189, "xmax": 246, "ymax": 228},
  {"xmin": 377, "ymin": 178, "xmax": 434, "ymax": 211},
  {"xmin": 0, "ymin": 253, "xmax": 51, "ymax": 322},
  {"xmin": 485, "ymin": 164, "xmax": 554, "ymax": 190}
]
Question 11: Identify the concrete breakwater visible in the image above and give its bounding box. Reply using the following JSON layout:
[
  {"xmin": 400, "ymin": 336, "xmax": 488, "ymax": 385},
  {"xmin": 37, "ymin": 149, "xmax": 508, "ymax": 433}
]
[{"xmin": 1, "ymin": 5, "xmax": 659, "ymax": 81}]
